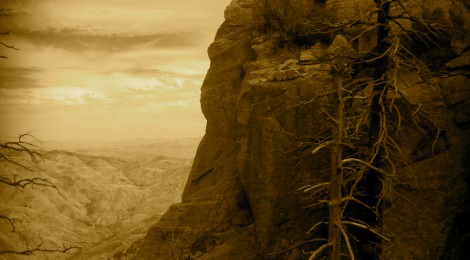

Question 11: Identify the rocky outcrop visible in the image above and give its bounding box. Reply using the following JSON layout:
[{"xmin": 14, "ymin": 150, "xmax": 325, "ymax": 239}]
[
  {"xmin": 134, "ymin": 0, "xmax": 470, "ymax": 259},
  {"xmin": 443, "ymin": 49, "xmax": 470, "ymax": 128},
  {"xmin": 135, "ymin": 1, "xmax": 260, "ymax": 259}
]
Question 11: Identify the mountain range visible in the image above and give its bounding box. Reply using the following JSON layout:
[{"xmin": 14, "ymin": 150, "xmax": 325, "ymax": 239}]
[{"xmin": 0, "ymin": 138, "xmax": 200, "ymax": 259}]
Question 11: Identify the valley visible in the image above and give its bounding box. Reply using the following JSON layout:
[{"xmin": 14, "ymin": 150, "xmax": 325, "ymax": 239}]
[{"xmin": 0, "ymin": 138, "xmax": 200, "ymax": 259}]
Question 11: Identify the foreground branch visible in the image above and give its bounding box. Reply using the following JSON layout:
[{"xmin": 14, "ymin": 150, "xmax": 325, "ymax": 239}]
[
  {"xmin": 0, "ymin": 245, "xmax": 80, "ymax": 255},
  {"xmin": 0, "ymin": 176, "xmax": 52, "ymax": 188},
  {"xmin": 0, "ymin": 132, "xmax": 43, "ymax": 172},
  {"xmin": 0, "ymin": 133, "xmax": 64, "ymax": 197},
  {"xmin": 0, "ymin": 41, "xmax": 19, "ymax": 50}
]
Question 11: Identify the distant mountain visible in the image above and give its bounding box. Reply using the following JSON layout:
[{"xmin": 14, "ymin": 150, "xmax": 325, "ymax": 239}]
[
  {"xmin": 43, "ymin": 137, "xmax": 202, "ymax": 159},
  {"xmin": 0, "ymin": 139, "xmax": 197, "ymax": 259}
]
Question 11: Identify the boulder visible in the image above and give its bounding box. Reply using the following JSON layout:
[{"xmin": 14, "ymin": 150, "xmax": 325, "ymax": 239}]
[
  {"xmin": 446, "ymin": 49, "xmax": 470, "ymax": 70},
  {"xmin": 441, "ymin": 75, "xmax": 470, "ymax": 106},
  {"xmin": 299, "ymin": 49, "xmax": 314, "ymax": 64}
]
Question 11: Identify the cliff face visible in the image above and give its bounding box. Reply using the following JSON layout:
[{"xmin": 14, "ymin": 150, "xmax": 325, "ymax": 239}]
[{"xmin": 134, "ymin": 0, "xmax": 470, "ymax": 259}]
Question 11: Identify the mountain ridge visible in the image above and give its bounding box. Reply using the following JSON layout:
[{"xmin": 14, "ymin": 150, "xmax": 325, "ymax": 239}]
[{"xmin": 0, "ymin": 139, "xmax": 198, "ymax": 259}]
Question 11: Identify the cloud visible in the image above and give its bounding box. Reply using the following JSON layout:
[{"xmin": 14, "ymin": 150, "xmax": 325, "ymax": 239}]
[
  {"xmin": 0, "ymin": 0, "xmax": 230, "ymax": 141},
  {"xmin": 10, "ymin": 29, "xmax": 207, "ymax": 53},
  {"xmin": 3, "ymin": 0, "xmax": 229, "ymax": 36},
  {"xmin": 0, "ymin": 67, "xmax": 44, "ymax": 89}
]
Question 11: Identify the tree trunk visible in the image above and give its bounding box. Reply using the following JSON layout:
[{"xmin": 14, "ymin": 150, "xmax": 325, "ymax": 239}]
[
  {"xmin": 328, "ymin": 73, "xmax": 344, "ymax": 260},
  {"xmin": 357, "ymin": 1, "xmax": 391, "ymax": 259}
]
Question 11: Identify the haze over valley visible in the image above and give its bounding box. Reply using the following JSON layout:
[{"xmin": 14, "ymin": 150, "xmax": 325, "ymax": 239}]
[{"xmin": 0, "ymin": 138, "xmax": 200, "ymax": 259}]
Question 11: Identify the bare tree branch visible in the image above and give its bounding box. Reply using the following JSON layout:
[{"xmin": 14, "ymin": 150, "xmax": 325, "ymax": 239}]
[
  {"xmin": 1, "ymin": 7, "xmax": 19, "ymax": 57},
  {"xmin": 308, "ymin": 242, "xmax": 331, "ymax": 260},
  {"xmin": 0, "ymin": 175, "xmax": 51, "ymax": 188},
  {"xmin": 0, "ymin": 245, "xmax": 80, "ymax": 255},
  {"xmin": 342, "ymin": 220, "xmax": 389, "ymax": 242},
  {"xmin": 0, "ymin": 135, "xmax": 69, "ymax": 257},
  {"xmin": 0, "ymin": 133, "xmax": 65, "ymax": 197},
  {"xmin": 338, "ymin": 223, "xmax": 355, "ymax": 260},
  {"xmin": 0, "ymin": 41, "xmax": 19, "ymax": 50},
  {"xmin": 341, "ymin": 158, "xmax": 387, "ymax": 175},
  {"xmin": 0, "ymin": 132, "xmax": 43, "ymax": 172}
]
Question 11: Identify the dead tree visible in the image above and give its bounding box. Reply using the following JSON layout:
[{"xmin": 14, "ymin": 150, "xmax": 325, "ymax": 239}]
[
  {"xmin": 0, "ymin": 132, "xmax": 52, "ymax": 191},
  {"xmin": 0, "ymin": 134, "xmax": 80, "ymax": 256},
  {"xmin": 298, "ymin": 0, "xmax": 449, "ymax": 259},
  {"xmin": 306, "ymin": 35, "xmax": 386, "ymax": 259}
]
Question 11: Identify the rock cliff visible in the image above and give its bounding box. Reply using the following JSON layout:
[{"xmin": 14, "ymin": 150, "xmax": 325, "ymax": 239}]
[{"xmin": 134, "ymin": 0, "xmax": 470, "ymax": 259}]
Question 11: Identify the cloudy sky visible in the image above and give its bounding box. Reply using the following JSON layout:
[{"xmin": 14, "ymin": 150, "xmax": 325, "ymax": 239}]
[{"xmin": 0, "ymin": 0, "xmax": 230, "ymax": 142}]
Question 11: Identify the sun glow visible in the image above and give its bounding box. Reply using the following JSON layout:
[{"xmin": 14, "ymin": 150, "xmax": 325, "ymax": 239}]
[{"xmin": 0, "ymin": 0, "xmax": 230, "ymax": 141}]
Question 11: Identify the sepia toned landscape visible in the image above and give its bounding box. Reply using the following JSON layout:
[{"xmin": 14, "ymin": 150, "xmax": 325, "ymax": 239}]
[
  {"xmin": 2, "ymin": 0, "xmax": 470, "ymax": 259},
  {"xmin": 0, "ymin": 138, "xmax": 200, "ymax": 259}
]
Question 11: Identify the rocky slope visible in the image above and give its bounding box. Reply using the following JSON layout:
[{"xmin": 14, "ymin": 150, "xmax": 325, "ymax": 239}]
[
  {"xmin": 0, "ymin": 139, "xmax": 199, "ymax": 260},
  {"xmin": 134, "ymin": 0, "xmax": 470, "ymax": 259}
]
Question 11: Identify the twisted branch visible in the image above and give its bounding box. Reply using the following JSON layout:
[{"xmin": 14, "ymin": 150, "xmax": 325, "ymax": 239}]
[{"xmin": 0, "ymin": 245, "xmax": 80, "ymax": 255}]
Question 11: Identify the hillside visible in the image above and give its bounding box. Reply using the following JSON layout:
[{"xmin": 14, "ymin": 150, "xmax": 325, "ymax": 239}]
[{"xmin": 0, "ymin": 139, "xmax": 199, "ymax": 259}]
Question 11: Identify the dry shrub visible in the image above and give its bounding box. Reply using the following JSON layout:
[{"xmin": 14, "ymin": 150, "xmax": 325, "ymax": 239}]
[{"xmin": 263, "ymin": 0, "xmax": 332, "ymax": 46}]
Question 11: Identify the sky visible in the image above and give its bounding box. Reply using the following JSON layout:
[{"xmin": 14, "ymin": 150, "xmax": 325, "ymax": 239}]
[{"xmin": 0, "ymin": 0, "xmax": 230, "ymax": 142}]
